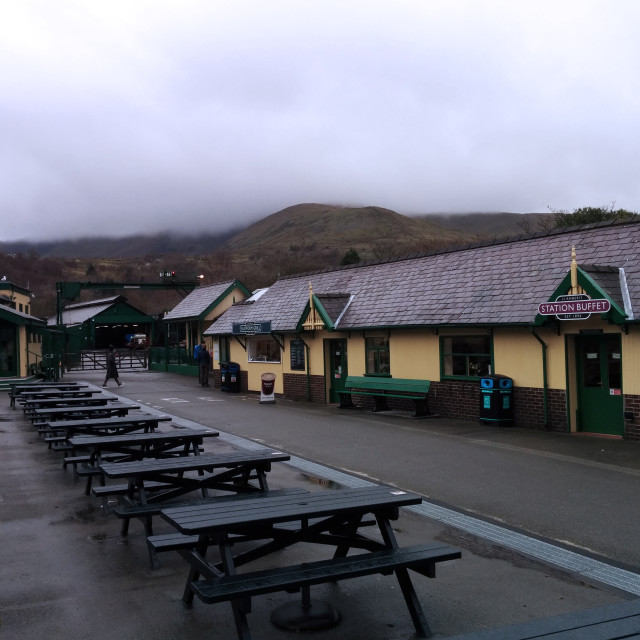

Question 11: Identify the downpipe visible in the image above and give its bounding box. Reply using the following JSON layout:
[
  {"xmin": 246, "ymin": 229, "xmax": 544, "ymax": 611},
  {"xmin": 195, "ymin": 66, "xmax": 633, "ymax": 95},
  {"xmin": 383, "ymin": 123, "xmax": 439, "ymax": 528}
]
[{"xmin": 531, "ymin": 327, "xmax": 549, "ymax": 429}]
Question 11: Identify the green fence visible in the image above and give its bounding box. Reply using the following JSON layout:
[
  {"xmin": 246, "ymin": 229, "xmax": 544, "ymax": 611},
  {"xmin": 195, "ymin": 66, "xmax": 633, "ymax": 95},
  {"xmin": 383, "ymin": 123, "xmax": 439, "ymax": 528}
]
[{"xmin": 149, "ymin": 347, "xmax": 198, "ymax": 376}]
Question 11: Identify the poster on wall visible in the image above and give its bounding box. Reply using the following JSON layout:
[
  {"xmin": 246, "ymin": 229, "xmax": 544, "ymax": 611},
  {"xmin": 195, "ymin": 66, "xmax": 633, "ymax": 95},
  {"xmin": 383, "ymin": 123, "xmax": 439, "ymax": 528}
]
[{"xmin": 290, "ymin": 340, "xmax": 305, "ymax": 371}]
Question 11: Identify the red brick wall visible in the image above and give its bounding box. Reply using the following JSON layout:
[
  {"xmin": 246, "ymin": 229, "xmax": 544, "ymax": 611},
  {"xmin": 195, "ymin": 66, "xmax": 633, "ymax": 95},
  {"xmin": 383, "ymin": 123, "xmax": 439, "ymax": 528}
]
[
  {"xmin": 624, "ymin": 394, "xmax": 640, "ymax": 441},
  {"xmin": 430, "ymin": 381, "xmax": 568, "ymax": 432},
  {"xmin": 283, "ymin": 373, "xmax": 325, "ymax": 403}
]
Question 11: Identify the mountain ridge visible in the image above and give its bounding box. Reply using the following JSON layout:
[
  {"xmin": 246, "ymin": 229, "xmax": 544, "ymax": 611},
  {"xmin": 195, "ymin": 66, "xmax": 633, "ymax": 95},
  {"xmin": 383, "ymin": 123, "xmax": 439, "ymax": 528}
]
[{"xmin": 1, "ymin": 205, "xmax": 549, "ymax": 259}]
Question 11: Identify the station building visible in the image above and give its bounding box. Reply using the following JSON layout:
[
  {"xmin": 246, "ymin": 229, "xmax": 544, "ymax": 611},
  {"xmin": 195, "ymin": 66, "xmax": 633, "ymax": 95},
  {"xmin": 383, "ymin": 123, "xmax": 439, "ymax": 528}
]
[
  {"xmin": 204, "ymin": 219, "xmax": 640, "ymax": 440},
  {"xmin": 0, "ymin": 281, "xmax": 47, "ymax": 378},
  {"xmin": 47, "ymin": 295, "xmax": 153, "ymax": 352},
  {"xmin": 151, "ymin": 279, "xmax": 252, "ymax": 376}
]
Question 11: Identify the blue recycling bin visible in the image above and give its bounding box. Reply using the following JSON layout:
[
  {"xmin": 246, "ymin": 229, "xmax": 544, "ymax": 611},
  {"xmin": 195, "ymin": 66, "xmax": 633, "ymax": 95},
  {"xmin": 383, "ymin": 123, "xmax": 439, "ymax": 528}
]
[
  {"xmin": 479, "ymin": 375, "xmax": 513, "ymax": 426},
  {"xmin": 221, "ymin": 362, "xmax": 240, "ymax": 393}
]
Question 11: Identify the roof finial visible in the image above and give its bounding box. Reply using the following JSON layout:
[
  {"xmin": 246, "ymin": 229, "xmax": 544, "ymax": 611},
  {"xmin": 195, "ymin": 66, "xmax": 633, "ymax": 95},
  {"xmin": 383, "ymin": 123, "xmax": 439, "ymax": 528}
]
[{"xmin": 570, "ymin": 246, "xmax": 578, "ymax": 294}]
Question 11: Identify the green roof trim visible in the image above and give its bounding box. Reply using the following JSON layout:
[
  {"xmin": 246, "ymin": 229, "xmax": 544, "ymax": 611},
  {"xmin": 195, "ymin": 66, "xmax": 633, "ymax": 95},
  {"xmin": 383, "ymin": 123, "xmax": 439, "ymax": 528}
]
[
  {"xmin": 534, "ymin": 266, "xmax": 627, "ymax": 326},
  {"xmin": 0, "ymin": 307, "xmax": 46, "ymax": 327},
  {"xmin": 295, "ymin": 295, "xmax": 335, "ymax": 332}
]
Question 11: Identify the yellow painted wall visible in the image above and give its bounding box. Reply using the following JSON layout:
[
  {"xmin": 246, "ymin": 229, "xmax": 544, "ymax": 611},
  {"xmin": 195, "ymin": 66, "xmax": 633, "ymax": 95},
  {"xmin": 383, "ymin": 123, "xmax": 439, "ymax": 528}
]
[
  {"xmin": 622, "ymin": 329, "xmax": 640, "ymax": 394},
  {"xmin": 245, "ymin": 361, "xmax": 285, "ymax": 395},
  {"xmin": 203, "ymin": 287, "xmax": 247, "ymax": 323},
  {"xmin": 389, "ymin": 331, "xmax": 440, "ymax": 379},
  {"xmin": 218, "ymin": 320, "xmax": 640, "ymax": 400},
  {"xmin": 18, "ymin": 326, "xmax": 27, "ymax": 377},
  {"xmin": 344, "ymin": 335, "xmax": 366, "ymax": 376},
  {"xmin": 492, "ymin": 327, "xmax": 568, "ymax": 388},
  {"xmin": 223, "ymin": 334, "xmax": 288, "ymax": 395}
]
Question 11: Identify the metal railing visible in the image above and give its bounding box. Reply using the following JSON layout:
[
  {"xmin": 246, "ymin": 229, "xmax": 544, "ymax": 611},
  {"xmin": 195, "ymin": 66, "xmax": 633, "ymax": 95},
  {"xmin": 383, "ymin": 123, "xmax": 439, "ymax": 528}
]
[{"xmin": 66, "ymin": 348, "xmax": 148, "ymax": 372}]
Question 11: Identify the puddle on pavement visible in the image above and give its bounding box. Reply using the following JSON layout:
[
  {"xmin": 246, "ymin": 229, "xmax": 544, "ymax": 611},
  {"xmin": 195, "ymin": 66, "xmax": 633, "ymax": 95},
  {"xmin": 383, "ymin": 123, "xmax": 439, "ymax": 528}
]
[{"xmin": 298, "ymin": 473, "xmax": 342, "ymax": 490}]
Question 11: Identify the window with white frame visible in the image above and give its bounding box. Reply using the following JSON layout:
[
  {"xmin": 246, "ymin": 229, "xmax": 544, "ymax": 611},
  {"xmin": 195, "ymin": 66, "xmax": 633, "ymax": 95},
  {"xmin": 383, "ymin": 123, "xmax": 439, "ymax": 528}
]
[{"xmin": 248, "ymin": 337, "xmax": 281, "ymax": 363}]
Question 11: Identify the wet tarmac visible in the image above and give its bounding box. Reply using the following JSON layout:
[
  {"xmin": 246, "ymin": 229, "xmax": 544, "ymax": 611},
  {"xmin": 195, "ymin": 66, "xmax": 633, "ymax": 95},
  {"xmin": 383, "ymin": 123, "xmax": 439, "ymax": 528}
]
[{"xmin": 0, "ymin": 370, "xmax": 636, "ymax": 639}]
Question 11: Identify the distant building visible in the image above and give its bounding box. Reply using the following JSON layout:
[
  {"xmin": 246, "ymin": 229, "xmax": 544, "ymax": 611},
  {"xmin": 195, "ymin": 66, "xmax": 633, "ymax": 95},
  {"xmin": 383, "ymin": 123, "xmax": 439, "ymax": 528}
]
[
  {"xmin": 0, "ymin": 281, "xmax": 47, "ymax": 378},
  {"xmin": 154, "ymin": 279, "xmax": 252, "ymax": 375},
  {"xmin": 47, "ymin": 295, "xmax": 153, "ymax": 354}
]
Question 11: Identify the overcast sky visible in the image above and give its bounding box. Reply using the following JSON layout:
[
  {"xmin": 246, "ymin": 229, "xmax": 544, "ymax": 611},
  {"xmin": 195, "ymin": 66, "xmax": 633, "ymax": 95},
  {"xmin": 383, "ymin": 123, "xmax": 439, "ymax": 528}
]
[{"xmin": 2, "ymin": 0, "xmax": 639, "ymax": 241}]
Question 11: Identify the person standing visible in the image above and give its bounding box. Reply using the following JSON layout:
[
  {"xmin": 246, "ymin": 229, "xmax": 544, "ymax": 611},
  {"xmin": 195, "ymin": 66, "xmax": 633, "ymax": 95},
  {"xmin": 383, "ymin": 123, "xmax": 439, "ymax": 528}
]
[
  {"xmin": 197, "ymin": 341, "xmax": 211, "ymax": 387},
  {"xmin": 102, "ymin": 345, "xmax": 123, "ymax": 388}
]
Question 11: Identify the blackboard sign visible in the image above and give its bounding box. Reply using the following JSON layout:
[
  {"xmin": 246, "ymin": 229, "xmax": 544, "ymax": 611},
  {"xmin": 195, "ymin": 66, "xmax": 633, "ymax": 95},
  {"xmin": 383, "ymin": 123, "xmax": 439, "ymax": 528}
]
[{"xmin": 290, "ymin": 340, "xmax": 305, "ymax": 371}]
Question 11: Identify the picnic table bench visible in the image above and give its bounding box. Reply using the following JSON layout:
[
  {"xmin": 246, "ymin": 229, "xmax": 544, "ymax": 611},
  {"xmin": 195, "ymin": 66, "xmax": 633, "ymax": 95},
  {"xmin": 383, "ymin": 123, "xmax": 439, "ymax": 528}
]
[
  {"xmin": 47, "ymin": 414, "xmax": 171, "ymax": 439},
  {"xmin": 338, "ymin": 375, "xmax": 431, "ymax": 417},
  {"xmin": 17, "ymin": 388, "xmax": 100, "ymax": 407},
  {"xmin": 39, "ymin": 414, "xmax": 170, "ymax": 455},
  {"xmin": 144, "ymin": 488, "xmax": 311, "ymax": 569},
  {"xmin": 22, "ymin": 394, "xmax": 111, "ymax": 414},
  {"xmin": 97, "ymin": 448, "xmax": 291, "ymax": 535},
  {"xmin": 161, "ymin": 485, "xmax": 461, "ymax": 639},
  {"xmin": 29, "ymin": 402, "xmax": 139, "ymax": 423},
  {"xmin": 69, "ymin": 427, "xmax": 219, "ymax": 494},
  {"xmin": 9, "ymin": 382, "xmax": 88, "ymax": 408},
  {"xmin": 447, "ymin": 598, "xmax": 640, "ymax": 639}
]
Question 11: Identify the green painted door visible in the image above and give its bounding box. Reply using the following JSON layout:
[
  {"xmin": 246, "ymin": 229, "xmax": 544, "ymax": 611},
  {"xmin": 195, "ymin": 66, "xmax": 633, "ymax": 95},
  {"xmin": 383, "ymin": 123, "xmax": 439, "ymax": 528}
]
[
  {"xmin": 576, "ymin": 334, "xmax": 623, "ymax": 436},
  {"xmin": 328, "ymin": 340, "xmax": 347, "ymax": 403}
]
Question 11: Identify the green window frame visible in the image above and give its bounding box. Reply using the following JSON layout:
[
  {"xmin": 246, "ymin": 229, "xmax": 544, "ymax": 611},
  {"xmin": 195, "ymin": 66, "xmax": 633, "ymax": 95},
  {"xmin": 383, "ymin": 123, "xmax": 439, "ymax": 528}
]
[
  {"xmin": 441, "ymin": 335, "xmax": 493, "ymax": 379},
  {"xmin": 365, "ymin": 336, "xmax": 390, "ymax": 375},
  {"xmin": 218, "ymin": 337, "xmax": 231, "ymax": 364}
]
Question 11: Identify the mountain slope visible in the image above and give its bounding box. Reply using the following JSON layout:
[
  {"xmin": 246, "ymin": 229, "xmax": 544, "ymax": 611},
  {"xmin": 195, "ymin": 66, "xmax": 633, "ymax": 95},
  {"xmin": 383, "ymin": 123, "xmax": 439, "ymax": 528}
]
[{"xmin": 223, "ymin": 203, "xmax": 475, "ymax": 260}]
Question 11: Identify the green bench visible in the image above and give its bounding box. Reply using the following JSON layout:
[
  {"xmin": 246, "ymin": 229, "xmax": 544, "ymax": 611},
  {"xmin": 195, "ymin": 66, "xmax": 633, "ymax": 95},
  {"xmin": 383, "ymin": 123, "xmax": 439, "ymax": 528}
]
[{"xmin": 338, "ymin": 376, "xmax": 431, "ymax": 417}]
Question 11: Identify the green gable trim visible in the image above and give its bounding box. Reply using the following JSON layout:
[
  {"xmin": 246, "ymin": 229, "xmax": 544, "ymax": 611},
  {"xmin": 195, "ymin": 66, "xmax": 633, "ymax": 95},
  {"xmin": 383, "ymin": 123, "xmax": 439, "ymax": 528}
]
[
  {"xmin": 295, "ymin": 295, "xmax": 335, "ymax": 332},
  {"xmin": 534, "ymin": 267, "xmax": 627, "ymax": 326}
]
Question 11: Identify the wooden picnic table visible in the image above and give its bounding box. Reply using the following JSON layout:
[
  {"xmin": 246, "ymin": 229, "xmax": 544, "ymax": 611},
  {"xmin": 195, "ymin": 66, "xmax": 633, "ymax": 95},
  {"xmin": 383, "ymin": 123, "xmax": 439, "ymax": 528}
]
[
  {"xmin": 22, "ymin": 395, "xmax": 112, "ymax": 413},
  {"xmin": 37, "ymin": 413, "xmax": 171, "ymax": 455},
  {"xmin": 10, "ymin": 382, "xmax": 89, "ymax": 408},
  {"xmin": 99, "ymin": 448, "xmax": 290, "ymax": 505},
  {"xmin": 97, "ymin": 449, "xmax": 291, "ymax": 542},
  {"xmin": 160, "ymin": 485, "xmax": 461, "ymax": 640},
  {"xmin": 17, "ymin": 388, "xmax": 99, "ymax": 403},
  {"xmin": 42, "ymin": 414, "xmax": 172, "ymax": 436},
  {"xmin": 29, "ymin": 402, "xmax": 139, "ymax": 422},
  {"xmin": 69, "ymin": 427, "xmax": 219, "ymax": 494}
]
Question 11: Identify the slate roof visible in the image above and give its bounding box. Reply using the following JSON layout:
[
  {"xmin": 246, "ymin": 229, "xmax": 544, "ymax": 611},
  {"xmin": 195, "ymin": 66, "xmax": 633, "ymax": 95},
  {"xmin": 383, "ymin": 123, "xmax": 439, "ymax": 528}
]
[
  {"xmin": 47, "ymin": 296, "xmax": 123, "ymax": 327},
  {"xmin": 0, "ymin": 304, "xmax": 46, "ymax": 326},
  {"xmin": 205, "ymin": 219, "xmax": 640, "ymax": 335},
  {"xmin": 163, "ymin": 280, "xmax": 245, "ymax": 321},
  {"xmin": 581, "ymin": 265, "xmax": 626, "ymax": 311},
  {"xmin": 315, "ymin": 294, "xmax": 352, "ymax": 326}
]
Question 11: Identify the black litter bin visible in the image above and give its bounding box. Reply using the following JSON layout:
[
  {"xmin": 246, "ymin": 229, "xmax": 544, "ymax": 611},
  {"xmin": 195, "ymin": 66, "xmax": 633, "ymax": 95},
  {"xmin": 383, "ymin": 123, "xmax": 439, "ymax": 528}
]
[
  {"xmin": 220, "ymin": 362, "xmax": 240, "ymax": 392},
  {"xmin": 219, "ymin": 362, "xmax": 228, "ymax": 390},
  {"xmin": 479, "ymin": 374, "xmax": 513, "ymax": 426}
]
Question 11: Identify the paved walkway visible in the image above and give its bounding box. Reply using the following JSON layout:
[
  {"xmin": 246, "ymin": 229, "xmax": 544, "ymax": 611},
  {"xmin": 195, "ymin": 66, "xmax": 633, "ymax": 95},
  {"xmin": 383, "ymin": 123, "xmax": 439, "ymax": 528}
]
[{"xmin": 1, "ymin": 369, "xmax": 638, "ymax": 639}]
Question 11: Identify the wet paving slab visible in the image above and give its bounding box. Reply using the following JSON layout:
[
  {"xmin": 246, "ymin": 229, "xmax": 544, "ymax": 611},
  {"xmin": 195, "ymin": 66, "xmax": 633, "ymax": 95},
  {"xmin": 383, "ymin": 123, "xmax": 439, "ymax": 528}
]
[{"xmin": 0, "ymin": 385, "xmax": 630, "ymax": 640}]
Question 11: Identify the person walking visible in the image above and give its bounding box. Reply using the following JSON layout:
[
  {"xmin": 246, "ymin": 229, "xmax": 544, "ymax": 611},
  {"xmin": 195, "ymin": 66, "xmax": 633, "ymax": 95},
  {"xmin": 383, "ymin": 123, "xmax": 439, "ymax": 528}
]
[
  {"xmin": 197, "ymin": 341, "xmax": 211, "ymax": 387},
  {"xmin": 102, "ymin": 345, "xmax": 123, "ymax": 388}
]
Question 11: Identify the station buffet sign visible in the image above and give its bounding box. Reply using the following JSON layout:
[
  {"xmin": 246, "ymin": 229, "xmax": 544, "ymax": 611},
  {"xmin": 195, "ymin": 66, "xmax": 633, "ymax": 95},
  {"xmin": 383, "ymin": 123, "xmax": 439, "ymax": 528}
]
[{"xmin": 538, "ymin": 294, "xmax": 611, "ymax": 320}]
